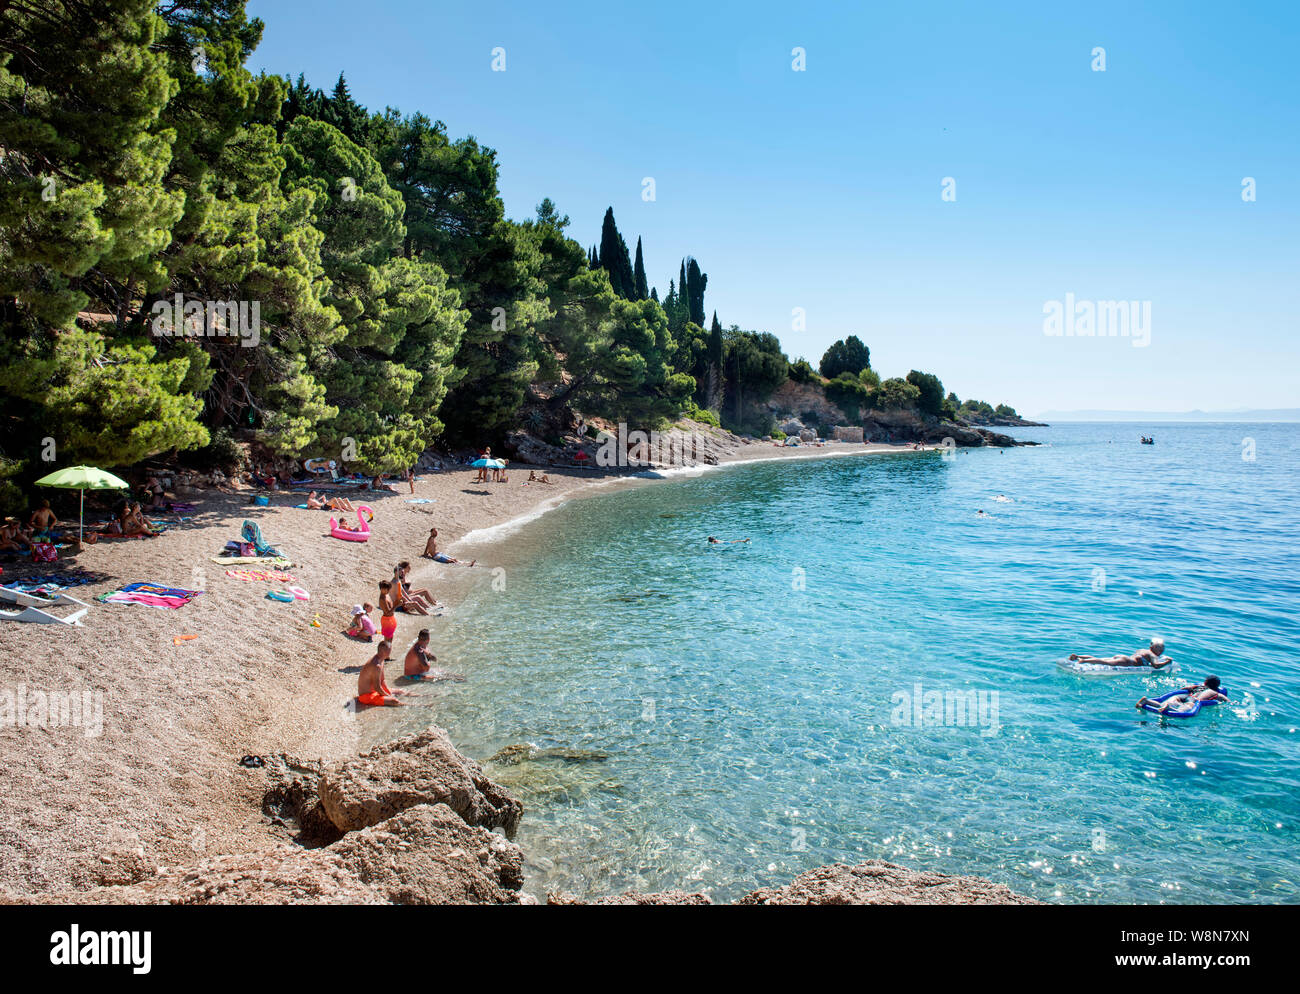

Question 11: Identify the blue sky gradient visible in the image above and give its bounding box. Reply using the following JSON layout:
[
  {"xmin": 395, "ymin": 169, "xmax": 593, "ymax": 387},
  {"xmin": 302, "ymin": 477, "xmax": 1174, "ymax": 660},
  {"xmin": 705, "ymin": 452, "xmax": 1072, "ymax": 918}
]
[{"xmin": 248, "ymin": 1, "xmax": 1298, "ymax": 416}]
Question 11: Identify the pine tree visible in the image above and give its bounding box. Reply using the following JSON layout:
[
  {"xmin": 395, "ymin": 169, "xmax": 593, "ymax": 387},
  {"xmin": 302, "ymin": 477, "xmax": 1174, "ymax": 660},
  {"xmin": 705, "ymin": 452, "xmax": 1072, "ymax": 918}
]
[
  {"xmin": 325, "ymin": 73, "xmax": 367, "ymax": 143},
  {"xmin": 633, "ymin": 237, "xmax": 648, "ymax": 299}
]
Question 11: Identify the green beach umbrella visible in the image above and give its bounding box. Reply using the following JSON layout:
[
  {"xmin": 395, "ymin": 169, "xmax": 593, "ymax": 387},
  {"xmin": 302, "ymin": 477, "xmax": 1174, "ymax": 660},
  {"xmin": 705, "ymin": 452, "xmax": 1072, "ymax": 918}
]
[{"xmin": 34, "ymin": 465, "xmax": 130, "ymax": 542}]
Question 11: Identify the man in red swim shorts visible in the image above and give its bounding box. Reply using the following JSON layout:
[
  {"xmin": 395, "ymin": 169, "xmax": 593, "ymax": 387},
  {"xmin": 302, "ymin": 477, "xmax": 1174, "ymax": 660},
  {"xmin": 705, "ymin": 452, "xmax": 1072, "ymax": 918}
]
[{"xmin": 356, "ymin": 641, "xmax": 402, "ymax": 707}]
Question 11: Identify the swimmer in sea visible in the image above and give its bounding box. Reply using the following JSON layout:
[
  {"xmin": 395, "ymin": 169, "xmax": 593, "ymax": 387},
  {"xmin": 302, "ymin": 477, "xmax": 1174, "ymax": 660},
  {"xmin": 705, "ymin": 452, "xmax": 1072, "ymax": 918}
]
[
  {"xmin": 1137, "ymin": 675, "xmax": 1227, "ymax": 712},
  {"xmin": 707, "ymin": 536, "xmax": 751, "ymax": 544},
  {"xmin": 1071, "ymin": 638, "xmax": 1172, "ymax": 669}
]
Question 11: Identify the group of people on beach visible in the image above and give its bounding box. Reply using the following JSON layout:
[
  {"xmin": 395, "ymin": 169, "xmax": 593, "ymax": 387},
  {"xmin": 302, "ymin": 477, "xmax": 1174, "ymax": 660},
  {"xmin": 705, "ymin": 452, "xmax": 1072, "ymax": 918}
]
[
  {"xmin": 1069, "ymin": 638, "xmax": 1230, "ymax": 713},
  {"xmin": 349, "ymin": 552, "xmax": 461, "ymax": 706},
  {"xmin": 355, "ymin": 628, "xmax": 439, "ymax": 707}
]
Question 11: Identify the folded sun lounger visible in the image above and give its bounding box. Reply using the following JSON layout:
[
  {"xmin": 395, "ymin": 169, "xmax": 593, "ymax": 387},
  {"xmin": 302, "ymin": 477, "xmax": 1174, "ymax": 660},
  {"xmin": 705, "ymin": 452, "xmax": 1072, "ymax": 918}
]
[{"xmin": 0, "ymin": 603, "xmax": 88, "ymax": 625}]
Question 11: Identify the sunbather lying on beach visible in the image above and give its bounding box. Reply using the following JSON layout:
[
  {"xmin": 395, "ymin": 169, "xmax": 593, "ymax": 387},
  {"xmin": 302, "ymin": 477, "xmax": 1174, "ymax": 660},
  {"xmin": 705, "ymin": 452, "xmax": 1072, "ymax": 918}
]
[
  {"xmin": 1071, "ymin": 638, "xmax": 1172, "ymax": 668},
  {"xmin": 369, "ymin": 474, "xmax": 397, "ymax": 493},
  {"xmin": 356, "ymin": 641, "xmax": 402, "ymax": 706},
  {"xmin": 404, "ymin": 629, "xmax": 435, "ymax": 678},
  {"xmin": 306, "ymin": 491, "xmax": 354, "ymax": 512},
  {"xmin": 1137, "ymin": 676, "xmax": 1227, "ymax": 712}
]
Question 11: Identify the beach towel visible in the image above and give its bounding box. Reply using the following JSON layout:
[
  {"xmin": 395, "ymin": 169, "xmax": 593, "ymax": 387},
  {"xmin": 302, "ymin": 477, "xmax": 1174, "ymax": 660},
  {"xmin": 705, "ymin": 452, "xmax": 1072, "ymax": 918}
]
[
  {"xmin": 406, "ymin": 498, "xmax": 436, "ymax": 504},
  {"xmin": 209, "ymin": 555, "xmax": 294, "ymax": 569},
  {"xmin": 240, "ymin": 520, "xmax": 280, "ymax": 557},
  {"xmin": 100, "ymin": 582, "xmax": 203, "ymax": 610}
]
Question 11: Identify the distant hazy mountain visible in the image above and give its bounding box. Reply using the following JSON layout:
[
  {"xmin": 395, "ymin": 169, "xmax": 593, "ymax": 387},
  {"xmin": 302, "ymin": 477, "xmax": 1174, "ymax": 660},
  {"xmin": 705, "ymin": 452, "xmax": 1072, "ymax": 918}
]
[{"xmin": 1032, "ymin": 408, "xmax": 1300, "ymax": 423}]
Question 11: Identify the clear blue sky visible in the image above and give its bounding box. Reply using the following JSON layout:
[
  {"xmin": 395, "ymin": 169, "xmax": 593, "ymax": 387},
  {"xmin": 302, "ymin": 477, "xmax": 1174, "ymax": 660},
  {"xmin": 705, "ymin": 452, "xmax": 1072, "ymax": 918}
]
[{"xmin": 247, "ymin": 0, "xmax": 1298, "ymax": 417}]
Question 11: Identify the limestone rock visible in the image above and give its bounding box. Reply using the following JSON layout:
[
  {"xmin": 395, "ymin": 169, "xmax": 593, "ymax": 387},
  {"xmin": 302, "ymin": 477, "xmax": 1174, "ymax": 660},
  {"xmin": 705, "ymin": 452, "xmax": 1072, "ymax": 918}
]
[
  {"xmin": 329, "ymin": 803, "xmax": 526, "ymax": 904},
  {"xmin": 736, "ymin": 860, "xmax": 1040, "ymax": 905},
  {"xmin": 318, "ymin": 727, "xmax": 522, "ymax": 837}
]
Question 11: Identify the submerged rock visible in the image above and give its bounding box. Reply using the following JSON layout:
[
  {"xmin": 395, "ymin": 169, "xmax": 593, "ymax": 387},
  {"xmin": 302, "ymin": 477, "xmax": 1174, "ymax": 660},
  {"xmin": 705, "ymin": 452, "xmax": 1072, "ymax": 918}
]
[
  {"xmin": 550, "ymin": 860, "xmax": 1038, "ymax": 906},
  {"xmin": 489, "ymin": 743, "xmax": 610, "ymax": 766},
  {"xmin": 318, "ymin": 727, "xmax": 522, "ymax": 837},
  {"xmin": 735, "ymin": 860, "xmax": 1040, "ymax": 905},
  {"xmin": 548, "ymin": 889, "xmax": 712, "ymax": 905}
]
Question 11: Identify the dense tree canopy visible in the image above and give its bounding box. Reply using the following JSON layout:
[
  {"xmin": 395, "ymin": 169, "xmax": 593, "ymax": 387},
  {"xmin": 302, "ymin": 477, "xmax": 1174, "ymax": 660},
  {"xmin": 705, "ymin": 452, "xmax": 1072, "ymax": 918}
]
[
  {"xmin": 0, "ymin": 0, "xmax": 1017, "ymax": 510},
  {"xmin": 819, "ymin": 335, "xmax": 871, "ymax": 379}
]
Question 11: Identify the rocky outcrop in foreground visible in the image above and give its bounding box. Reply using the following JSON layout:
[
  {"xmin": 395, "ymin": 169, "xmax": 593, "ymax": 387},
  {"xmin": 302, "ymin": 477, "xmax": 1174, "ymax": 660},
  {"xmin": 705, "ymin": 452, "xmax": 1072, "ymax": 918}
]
[
  {"xmin": 13, "ymin": 727, "xmax": 1037, "ymax": 906},
  {"xmin": 18, "ymin": 727, "xmax": 533, "ymax": 906},
  {"xmin": 318, "ymin": 728, "xmax": 523, "ymax": 837},
  {"xmin": 549, "ymin": 860, "xmax": 1039, "ymax": 906}
]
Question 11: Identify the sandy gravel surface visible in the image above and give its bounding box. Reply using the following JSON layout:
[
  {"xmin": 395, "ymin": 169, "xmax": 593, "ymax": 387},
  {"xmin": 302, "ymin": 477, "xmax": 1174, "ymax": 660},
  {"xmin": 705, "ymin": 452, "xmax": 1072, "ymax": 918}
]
[{"xmin": 0, "ymin": 439, "xmax": 918, "ymax": 897}]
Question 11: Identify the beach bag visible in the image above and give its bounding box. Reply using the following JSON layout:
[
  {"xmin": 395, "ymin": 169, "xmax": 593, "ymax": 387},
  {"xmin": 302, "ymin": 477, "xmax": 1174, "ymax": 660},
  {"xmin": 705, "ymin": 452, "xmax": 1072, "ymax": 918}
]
[{"xmin": 30, "ymin": 542, "xmax": 57, "ymax": 563}]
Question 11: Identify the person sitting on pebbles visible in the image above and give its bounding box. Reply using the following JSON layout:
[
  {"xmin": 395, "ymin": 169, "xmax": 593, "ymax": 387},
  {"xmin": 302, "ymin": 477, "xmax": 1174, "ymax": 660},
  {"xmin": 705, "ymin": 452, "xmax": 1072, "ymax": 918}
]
[
  {"xmin": 346, "ymin": 603, "xmax": 376, "ymax": 641},
  {"xmin": 356, "ymin": 641, "xmax": 402, "ymax": 707},
  {"xmin": 421, "ymin": 527, "xmax": 475, "ymax": 566}
]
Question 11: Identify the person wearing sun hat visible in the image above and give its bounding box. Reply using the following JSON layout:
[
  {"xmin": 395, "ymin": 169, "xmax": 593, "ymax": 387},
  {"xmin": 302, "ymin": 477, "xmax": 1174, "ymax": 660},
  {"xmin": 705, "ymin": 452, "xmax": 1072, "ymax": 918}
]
[{"xmin": 346, "ymin": 603, "xmax": 376, "ymax": 641}]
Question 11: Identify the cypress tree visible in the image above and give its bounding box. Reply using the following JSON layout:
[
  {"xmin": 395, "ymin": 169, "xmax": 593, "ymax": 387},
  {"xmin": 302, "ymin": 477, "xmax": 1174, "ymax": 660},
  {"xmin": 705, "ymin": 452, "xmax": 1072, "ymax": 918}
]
[
  {"xmin": 598, "ymin": 207, "xmax": 633, "ymax": 297},
  {"xmin": 615, "ymin": 233, "xmax": 635, "ymax": 300},
  {"xmin": 633, "ymin": 237, "xmax": 648, "ymax": 300},
  {"xmin": 709, "ymin": 311, "xmax": 724, "ymax": 410},
  {"xmin": 686, "ymin": 257, "xmax": 707, "ymax": 327}
]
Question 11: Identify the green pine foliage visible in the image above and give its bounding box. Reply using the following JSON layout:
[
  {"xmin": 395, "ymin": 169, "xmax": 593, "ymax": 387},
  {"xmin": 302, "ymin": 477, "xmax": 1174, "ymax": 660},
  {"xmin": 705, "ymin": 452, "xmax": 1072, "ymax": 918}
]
[{"xmin": 0, "ymin": 0, "xmax": 1019, "ymax": 511}]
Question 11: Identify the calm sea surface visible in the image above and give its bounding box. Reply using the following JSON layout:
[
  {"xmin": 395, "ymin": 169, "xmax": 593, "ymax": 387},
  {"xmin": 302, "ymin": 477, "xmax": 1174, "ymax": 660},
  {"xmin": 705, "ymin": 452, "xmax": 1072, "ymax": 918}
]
[{"xmin": 372, "ymin": 423, "xmax": 1299, "ymax": 903}]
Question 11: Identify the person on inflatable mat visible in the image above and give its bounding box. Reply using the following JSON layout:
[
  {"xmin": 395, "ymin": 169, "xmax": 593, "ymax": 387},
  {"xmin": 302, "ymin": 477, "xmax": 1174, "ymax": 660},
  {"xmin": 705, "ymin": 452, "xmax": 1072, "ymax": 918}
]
[
  {"xmin": 1136, "ymin": 675, "xmax": 1228, "ymax": 713},
  {"xmin": 356, "ymin": 641, "xmax": 403, "ymax": 707},
  {"xmin": 1070, "ymin": 637, "xmax": 1172, "ymax": 668}
]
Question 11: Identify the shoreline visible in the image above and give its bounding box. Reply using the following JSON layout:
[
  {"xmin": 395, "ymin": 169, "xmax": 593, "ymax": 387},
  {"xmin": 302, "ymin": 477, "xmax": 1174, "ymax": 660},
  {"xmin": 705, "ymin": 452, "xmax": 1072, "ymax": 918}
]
[{"xmin": 0, "ymin": 437, "xmax": 972, "ymax": 902}]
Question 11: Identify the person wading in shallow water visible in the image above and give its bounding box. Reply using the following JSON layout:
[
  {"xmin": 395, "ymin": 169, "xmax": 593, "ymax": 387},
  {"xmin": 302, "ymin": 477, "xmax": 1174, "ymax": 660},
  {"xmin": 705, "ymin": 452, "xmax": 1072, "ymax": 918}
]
[{"xmin": 404, "ymin": 629, "xmax": 435, "ymax": 679}]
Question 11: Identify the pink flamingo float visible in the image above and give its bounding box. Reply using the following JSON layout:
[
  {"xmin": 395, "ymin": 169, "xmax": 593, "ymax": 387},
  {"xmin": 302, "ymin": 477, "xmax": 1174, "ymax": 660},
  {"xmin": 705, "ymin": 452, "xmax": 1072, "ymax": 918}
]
[{"xmin": 329, "ymin": 504, "xmax": 373, "ymax": 542}]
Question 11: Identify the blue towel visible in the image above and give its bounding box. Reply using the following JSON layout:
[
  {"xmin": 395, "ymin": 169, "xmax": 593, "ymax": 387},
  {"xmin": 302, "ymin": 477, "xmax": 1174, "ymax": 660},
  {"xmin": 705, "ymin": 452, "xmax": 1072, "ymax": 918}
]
[{"xmin": 240, "ymin": 519, "xmax": 280, "ymax": 557}]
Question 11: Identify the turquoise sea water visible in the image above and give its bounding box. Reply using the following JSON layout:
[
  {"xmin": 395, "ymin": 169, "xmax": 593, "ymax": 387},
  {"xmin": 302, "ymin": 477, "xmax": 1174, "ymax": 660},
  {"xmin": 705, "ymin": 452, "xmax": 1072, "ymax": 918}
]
[{"xmin": 374, "ymin": 423, "xmax": 1299, "ymax": 903}]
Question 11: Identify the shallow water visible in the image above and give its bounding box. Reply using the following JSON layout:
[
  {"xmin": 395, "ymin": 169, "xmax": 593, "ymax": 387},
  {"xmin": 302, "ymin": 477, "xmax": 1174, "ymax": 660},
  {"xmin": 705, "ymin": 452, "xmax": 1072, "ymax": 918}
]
[{"xmin": 373, "ymin": 423, "xmax": 1299, "ymax": 903}]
